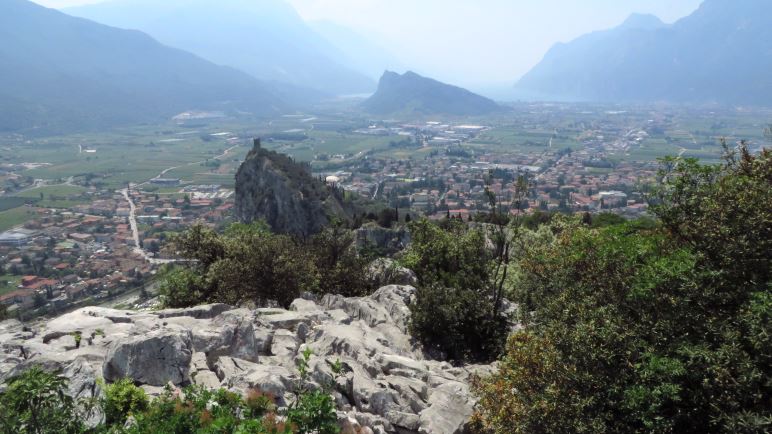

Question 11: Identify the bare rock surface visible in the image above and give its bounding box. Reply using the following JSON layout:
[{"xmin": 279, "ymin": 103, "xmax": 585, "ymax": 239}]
[{"xmin": 0, "ymin": 285, "xmax": 487, "ymax": 434}]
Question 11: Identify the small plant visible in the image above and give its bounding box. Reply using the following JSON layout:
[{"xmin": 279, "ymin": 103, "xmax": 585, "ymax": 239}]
[
  {"xmin": 71, "ymin": 331, "xmax": 82, "ymax": 349},
  {"xmin": 244, "ymin": 389, "xmax": 277, "ymax": 419},
  {"xmin": 0, "ymin": 366, "xmax": 84, "ymax": 433},
  {"xmin": 0, "ymin": 355, "xmax": 344, "ymax": 433},
  {"xmin": 102, "ymin": 378, "xmax": 149, "ymax": 425},
  {"xmin": 88, "ymin": 329, "xmax": 105, "ymax": 346},
  {"xmin": 128, "ymin": 384, "xmax": 293, "ymax": 434},
  {"xmin": 286, "ymin": 347, "xmax": 342, "ymax": 434}
]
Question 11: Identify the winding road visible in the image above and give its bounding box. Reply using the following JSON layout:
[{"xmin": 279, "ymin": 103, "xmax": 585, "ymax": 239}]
[{"xmin": 123, "ymin": 144, "xmax": 241, "ymax": 263}]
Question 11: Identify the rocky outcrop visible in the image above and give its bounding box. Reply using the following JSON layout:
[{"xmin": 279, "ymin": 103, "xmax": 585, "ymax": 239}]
[
  {"xmin": 235, "ymin": 139, "xmax": 352, "ymax": 237},
  {"xmin": 356, "ymin": 224, "xmax": 411, "ymax": 256},
  {"xmin": 103, "ymin": 330, "xmax": 192, "ymax": 386},
  {"xmin": 0, "ymin": 286, "xmax": 491, "ymax": 434},
  {"xmin": 367, "ymin": 258, "xmax": 418, "ymax": 288}
]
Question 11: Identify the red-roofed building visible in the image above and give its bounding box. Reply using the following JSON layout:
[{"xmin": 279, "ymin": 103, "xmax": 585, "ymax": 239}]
[
  {"xmin": 21, "ymin": 276, "xmax": 39, "ymax": 287},
  {"xmin": 0, "ymin": 289, "xmax": 35, "ymax": 307}
]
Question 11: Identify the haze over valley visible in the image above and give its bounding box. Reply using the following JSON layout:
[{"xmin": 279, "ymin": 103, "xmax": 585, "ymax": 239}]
[{"xmin": 0, "ymin": 1, "xmax": 769, "ymax": 434}]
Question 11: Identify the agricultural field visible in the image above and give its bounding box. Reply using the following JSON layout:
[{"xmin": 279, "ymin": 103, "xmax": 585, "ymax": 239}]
[
  {"xmin": 0, "ymin": 207, "xmax": 36, "ymax": 232},
  {"xmin": 2, "ymin": 121, "xmax": 259, "ymax": 189},
  {"xmin": 0, "ymin": 197, "xmax": 28, "ymax": 212},
  {"xmin": 0, "ymin": 274, "xmax": 22, "ymax": 296}
]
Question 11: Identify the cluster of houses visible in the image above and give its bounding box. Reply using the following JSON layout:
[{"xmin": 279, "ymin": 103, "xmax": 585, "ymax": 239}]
[
  {"xmin": 332, "ymin": 123, "xmax": 655, "ymax": 219},
  {"xmin": 0, "ymin": 185, "xmax": 235, "ymax": 318}
]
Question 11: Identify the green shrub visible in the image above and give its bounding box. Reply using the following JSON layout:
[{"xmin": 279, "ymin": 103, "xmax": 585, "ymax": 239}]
[
  {"xmin": 473, "ymin": 146, "xmax": 772, "ymax": 433},
  {"xmin": 310, "ymin": 221, "xmax": 371, "ymax": 298},
  {"xmin": 71, "ymin": 332, "xmax": 82, "ymax": 349},
  {"xmin": 102, "ymin": 378, "xmax": 149, "ymax": 425},
  {"xmin": 124, "ymin": 384, "xmax": 295, "ymax": 433},
  {"xmin": 0, "ymin": 360, "xmax": 343, "ymax": 433},
  {"xmin": 157, "ymin": 267, "xmax": 208, "ymax": 309},
  {"xmin": 402, "ymin": 219, "xmax": 509, "ymax": 362},
  {"xmin": 161, "ymin": 220, "xmax": 372, "ymax": 309},
  {"xmin": 286, "ymin": 348, "xmax": 341, "ymax": 434},
  {"xmin": 0, "ymin": 366, "xmax": 84, "ymax": 434},
  {"xmin": 162, "ymin": 222, "xmax": 317, "ymax": 309}
]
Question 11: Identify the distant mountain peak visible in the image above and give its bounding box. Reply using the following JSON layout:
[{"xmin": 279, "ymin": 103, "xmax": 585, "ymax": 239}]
[
  {"xmin": 363, "ymin": 71, "xmax": 502, "ymax": 116},
  {"xmin": 65, "ymin": 0, "xmax": 375, "ymax": 95},
  {"xmin": 0, "ymin": 0, "xmax": 284, "ymax": 133},
  {"xmin": 618, "ymin": 13, "xmax": 666, "ymax": 30},
  {"xmin": 515, "ymin": 1, "xmax": 772, "ymax": 105}
]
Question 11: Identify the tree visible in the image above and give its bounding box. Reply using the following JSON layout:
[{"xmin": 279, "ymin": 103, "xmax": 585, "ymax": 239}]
[
  {"xmin": 473, "ymin": 145, "xmax": 771, "ymax": 433},
  {"xmin": 33, "ymin": 292, "xmax": 47, "ymax": 309},
  {"xmin": 0, "ymin": 367, "xmax": 85, "ymax": 433},
  {"xmin": 402, "ymin": 219, "xmax": 509, "ymax": 362},
  {"xmin": 161, "ymin": 220, "xmax": 372, "ymax": 310},
  {"xmin": 102, "ymin": 378, "xmax": 149, "ymax": 425},
  {"xmin": 200, "ymin": 224, "xmax": 317, "ymax": 308},
  {"xmin": 310, "ymin": 221, "xmax": 370, "ymax": 297}
]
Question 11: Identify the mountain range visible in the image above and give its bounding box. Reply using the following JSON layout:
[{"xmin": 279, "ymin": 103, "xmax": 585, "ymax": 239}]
[
  {"xmin": 0, "ymin": 0, "xmax": 285, "ymax": 132},
  {"xmin": 515, "ymin": 0, "xmax": 772, "ymax": 105},
  {"xmin": 363, "ymin": 71, "xmax": 503, "ymax": 117},
  {"xmin": 65, "ymin": 0, "xmax": 376, "ymax": 95},
  {"xmin": 308, "ymin": 20, "xmax": 404, "ymax": 81}
]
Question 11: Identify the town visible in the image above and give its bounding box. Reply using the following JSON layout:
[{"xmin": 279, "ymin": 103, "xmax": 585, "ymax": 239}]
[
  {"xmin": 1, "ymin": 102, "xmax": 765, "ymax": 320},
  {"xmin": 326, "ymin": 120, "xmax": 655, "ymax": 220},
  {"xmin": 0, "ymin": 183, "xmax": 235, "ymax": 319}
]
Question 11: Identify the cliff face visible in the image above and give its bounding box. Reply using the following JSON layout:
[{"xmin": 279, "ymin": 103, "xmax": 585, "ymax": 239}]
[{"xmin": 235, "ymin": 139, "xmax": 348, "ymax": 237}]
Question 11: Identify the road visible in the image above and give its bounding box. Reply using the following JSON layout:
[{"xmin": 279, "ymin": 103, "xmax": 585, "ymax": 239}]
[
  {"xmin": 138, "ymin": 143, "xmax": 241, "ymax": 187},
  {"xmin": 120, "ymin": 187, "xmax": 176, "ymax": 264},
  {"xmin": 122, "ymin": 144, "xmax": 241, "ymax": 263}
]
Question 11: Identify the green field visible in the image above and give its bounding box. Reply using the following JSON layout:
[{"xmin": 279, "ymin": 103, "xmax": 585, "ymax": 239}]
[
  {"xmin": 0, "ymin": 274, "xmax": 22, "ymax": 296},
  {"xmin": 0, "ymin": 207, "xmax": 36, "ymax": 231},
  {"xmin": 470, "ymin": 127, "xmax": 582, "ymax": 155},
  {"xmin": 3, "ymin": 121, "xmax": 256, "ymax": 189},
  {"xmin": 0, "ymin": 197, "xmax": 28, "ymax": 212}
]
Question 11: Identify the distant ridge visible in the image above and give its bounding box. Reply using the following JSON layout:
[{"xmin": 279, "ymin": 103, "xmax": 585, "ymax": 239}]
[
  {"xmin": 66, "ymin": 0, "xmax": 376, "ymax": 96},
  {"xmin": 0, "ymin": 0, "xmax": 285, "ymax": 133},
  {"xmin": 515, "ymin": 0, "xmax": 772, "ymax": 105},
  {"xmin": 363, "ymin": 71, "xmax": 503, "ymax": 116}
]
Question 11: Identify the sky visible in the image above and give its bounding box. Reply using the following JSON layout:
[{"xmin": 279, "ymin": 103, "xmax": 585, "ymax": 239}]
[{"xmin": 32, "ymin": 0, "xmax": 704, "ymax": 88}]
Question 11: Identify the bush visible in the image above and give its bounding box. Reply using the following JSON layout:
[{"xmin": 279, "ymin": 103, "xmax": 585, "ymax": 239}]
[
  {"xmin": 102, "ymin": 378, "xmax": 149, "ymax": 425},
  {"xmin": 157, "ymin": 267, "xmax": 208, "ymax": 309},
  {"xmin": 473, "ymin": 146, "xmax": 772, "ymax": 433},
  {"xmin": 310, "ymin": 221, "xmax": 371, "ymax": 298},
  {"xmin": 286, "ymin": 348, "xmax": 341, "ymax": 434},
  {"xmin": 410, "ymin": 282, "xmax": 508, "ymax": 362},
  {"xmin": 124, "ymin": 384, "xmax": 288, "ymax": 434},
  {"xmin": 402, "ymin": 219, "xmax": 509, "ymax": 362},
  {"xmin": 162, "ymin": 222, "xmax": 318, "ymax": 309},
  {"xmin": 1, "ymin": 358, "xmax": 343, "ymax": 433},
  {"xmin": 0, "ymin": 367, "xmax": 84, "ymax": 433},
  {"xmin": 161, "ymin": 221, "xmax": 372, "ymax": 309}
]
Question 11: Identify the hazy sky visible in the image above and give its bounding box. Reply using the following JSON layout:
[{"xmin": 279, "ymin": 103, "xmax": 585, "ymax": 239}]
[{"xmin": 33, "ymin": 0, "xmax": 704, "ymax": 87}]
